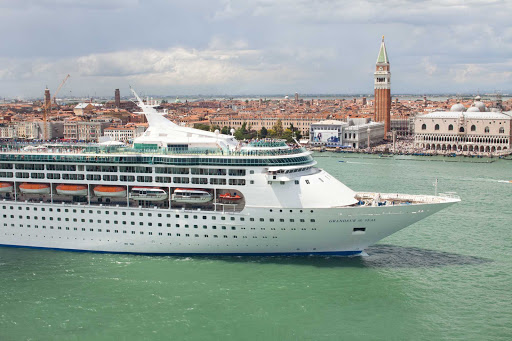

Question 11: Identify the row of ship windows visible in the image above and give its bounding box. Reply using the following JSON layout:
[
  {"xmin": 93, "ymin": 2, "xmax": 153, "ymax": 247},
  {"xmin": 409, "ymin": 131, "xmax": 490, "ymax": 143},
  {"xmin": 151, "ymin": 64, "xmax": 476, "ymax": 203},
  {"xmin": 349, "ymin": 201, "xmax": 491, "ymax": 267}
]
[
  {"xmin": 3, "ymin": 225, "xmax": 277, "ymax": 239},
  {"xmin": 0, "ymin": 172, "xmax": 247, "ymax": 185},
  {"xmin": 4, "ymin": 224, "xmax": 317, "ymax": 236},
  {"xmin": 1, "ymin": 163, "xmax": 249, "ymax": 176},
  {"xmin": 2, "ymin": 213, "xmax": 315, "ymax": 224},
  {"xmin": 1, "ymin": 206, "xmax": 316, "ymax": 219}
]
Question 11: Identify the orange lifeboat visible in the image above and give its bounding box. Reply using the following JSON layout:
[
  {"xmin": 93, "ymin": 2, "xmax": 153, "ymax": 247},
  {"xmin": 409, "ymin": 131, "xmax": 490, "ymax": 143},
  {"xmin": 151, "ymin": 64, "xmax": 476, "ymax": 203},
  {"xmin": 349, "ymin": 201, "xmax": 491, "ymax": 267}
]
[
  {"xmin": 0, "ymin": 182, "xmax": 13, "ymax": 193},
  {"xmin": 19, "ymin": 183, "xmax": 50, "ymax": 195},
  {"xmin": 219, "ymin": 193, "xmax": 242, "ymax": 201},
  {"xmin": 93, "ymin": 185, "xmax": 127, "ymax": 198},
  {"xmin": 56, "ymin": 184, "xmax": 88, "ymax": 196}
]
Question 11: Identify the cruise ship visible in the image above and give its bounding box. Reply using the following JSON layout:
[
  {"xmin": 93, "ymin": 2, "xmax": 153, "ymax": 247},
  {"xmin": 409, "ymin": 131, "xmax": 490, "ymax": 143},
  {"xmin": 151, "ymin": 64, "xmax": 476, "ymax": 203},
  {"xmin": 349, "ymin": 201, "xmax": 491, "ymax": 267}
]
[{"xmin": 0, "ymin": 90, "xmax": 460, "ymax": 256}]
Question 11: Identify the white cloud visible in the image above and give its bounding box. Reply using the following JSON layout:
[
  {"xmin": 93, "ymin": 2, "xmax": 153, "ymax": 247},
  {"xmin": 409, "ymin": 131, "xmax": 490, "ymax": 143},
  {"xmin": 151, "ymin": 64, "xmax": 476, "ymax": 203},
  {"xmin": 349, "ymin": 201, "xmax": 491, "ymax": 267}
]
[{"xmin": 421, "ymin": 57, "xmax": 438, "ymax": 76}]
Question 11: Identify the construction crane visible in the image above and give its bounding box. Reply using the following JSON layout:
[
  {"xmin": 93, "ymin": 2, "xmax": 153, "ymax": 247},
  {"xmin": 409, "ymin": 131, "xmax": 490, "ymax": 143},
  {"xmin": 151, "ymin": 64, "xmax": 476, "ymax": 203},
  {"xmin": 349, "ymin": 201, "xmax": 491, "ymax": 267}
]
[{"xmin": 43, "ymin": 74, "xmax": 70, "ymax": 140}]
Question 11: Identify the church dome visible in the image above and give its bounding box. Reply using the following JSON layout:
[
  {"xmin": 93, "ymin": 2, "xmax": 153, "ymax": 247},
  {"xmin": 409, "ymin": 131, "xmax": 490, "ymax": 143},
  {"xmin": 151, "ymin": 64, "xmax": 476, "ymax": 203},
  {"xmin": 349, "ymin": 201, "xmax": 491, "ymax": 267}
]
[
  {"xmin": 473, "ymin": 101, "xmax": 486, "ymax": 112},
  {"xmin": 450, "ymin": 103, "xmax": 465, "ymax": 112},
  {"xmin": 467, "ymin": 106, "xmax": 480, "ymax": 112}
]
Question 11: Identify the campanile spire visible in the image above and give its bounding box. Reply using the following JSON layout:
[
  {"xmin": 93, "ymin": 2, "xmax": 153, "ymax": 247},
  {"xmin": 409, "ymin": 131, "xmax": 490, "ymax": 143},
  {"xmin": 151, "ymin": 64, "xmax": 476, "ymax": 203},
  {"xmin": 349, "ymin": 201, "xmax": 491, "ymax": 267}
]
[{"xmin": 374, "ymin": 36, "xmax": 391, "ymax": 135}]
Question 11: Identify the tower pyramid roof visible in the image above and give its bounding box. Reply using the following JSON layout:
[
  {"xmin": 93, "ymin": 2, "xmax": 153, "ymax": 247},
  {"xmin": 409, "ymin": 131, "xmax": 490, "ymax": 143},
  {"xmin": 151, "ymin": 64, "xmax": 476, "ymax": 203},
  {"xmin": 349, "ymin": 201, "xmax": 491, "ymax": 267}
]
[{"xmin": 376, "ymin": 36, "xmax": 389, "ymax": 64}]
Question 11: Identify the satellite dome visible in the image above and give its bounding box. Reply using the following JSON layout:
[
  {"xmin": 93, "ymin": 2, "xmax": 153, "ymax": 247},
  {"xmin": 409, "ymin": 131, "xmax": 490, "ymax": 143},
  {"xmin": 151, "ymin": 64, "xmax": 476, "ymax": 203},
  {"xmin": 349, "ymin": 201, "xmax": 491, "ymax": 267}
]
[
  {"xmin": 450, "ymin": 103, "xmax": 465, "ymax": 112},
  {"xmin": 467, "ymin": 106, "xmax": 480, "ymax": 112}
]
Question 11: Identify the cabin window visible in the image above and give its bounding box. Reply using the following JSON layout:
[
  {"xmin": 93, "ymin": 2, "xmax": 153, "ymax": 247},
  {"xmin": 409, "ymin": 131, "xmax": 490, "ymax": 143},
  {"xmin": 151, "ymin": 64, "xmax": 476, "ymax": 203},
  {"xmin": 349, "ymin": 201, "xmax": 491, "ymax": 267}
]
[
  {"xmin": 229, "ymin": 169, "xmax": 246, "ymax": 176},
  {"xmin": 229, "ymin": 179, "xmax": 246, "ymax": 186}
]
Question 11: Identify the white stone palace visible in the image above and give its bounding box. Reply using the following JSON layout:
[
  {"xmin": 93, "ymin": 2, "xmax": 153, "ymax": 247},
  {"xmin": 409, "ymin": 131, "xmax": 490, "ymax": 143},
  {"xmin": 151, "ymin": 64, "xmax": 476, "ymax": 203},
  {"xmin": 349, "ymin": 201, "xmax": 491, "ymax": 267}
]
[{"xmin": 414, "ymin": 96, "xmax": 511, "ymax": 154}]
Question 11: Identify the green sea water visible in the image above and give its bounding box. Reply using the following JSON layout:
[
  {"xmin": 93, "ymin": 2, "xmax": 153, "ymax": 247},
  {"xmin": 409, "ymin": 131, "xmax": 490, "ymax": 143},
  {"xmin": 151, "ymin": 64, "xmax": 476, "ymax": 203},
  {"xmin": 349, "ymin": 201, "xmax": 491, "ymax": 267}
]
[{"xmin": 1, "ymin": 154, "xmax": 511, "ymax": 341}]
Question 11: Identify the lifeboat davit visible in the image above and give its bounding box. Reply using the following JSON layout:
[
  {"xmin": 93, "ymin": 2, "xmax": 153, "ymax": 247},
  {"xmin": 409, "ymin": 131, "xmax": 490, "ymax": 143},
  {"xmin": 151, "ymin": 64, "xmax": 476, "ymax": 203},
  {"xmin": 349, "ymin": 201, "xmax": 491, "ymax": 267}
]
[
  {"xmin": 93, "ymin": 185, "xmax": 127, "ymax": 198},
  {"xmin": 19, "ymin": 183, "xmax": 51, "ymax": 195},
  {"xmin": 219, "ymin": 193, "xmax": 242, "ymax": 201},
  {"xmin": 171, "ymin": 188, "xmax": 212, "ymax": 203},
  {"xmin": 56, "ymin": 184, "xmax": 88, "ymax": 197},
  {"xmin": 0, "ymin": 182, "xmax": 13, "ymax": 193},
  {"xmin": 129, "ymin": 187, "xmax": 168, "ymax": 201}
]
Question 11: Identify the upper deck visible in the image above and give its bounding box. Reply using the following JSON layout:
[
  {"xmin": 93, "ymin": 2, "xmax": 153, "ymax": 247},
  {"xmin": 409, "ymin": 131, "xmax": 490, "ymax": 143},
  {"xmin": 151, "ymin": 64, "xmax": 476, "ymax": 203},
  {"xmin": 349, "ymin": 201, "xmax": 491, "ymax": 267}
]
[{"xmin": 0, "ymin": 143, "xmax": 313, "ymax": 167}]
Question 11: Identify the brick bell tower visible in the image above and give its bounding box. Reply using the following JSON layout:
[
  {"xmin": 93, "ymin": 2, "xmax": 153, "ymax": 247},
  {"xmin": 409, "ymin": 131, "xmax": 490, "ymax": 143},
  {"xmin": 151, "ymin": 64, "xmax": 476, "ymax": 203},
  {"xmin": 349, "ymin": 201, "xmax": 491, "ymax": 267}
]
[{"xmin": 374, "ymin": 36, "xmax": 391, "ymax": 136}]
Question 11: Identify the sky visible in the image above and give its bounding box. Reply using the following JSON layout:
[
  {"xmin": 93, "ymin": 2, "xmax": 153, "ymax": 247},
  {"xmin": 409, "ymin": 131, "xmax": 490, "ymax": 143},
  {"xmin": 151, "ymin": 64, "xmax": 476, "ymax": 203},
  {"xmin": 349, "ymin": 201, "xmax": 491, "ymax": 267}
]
[{"xmin": 1, "ymin": 0, "xmax": 512, "ymax": 98}]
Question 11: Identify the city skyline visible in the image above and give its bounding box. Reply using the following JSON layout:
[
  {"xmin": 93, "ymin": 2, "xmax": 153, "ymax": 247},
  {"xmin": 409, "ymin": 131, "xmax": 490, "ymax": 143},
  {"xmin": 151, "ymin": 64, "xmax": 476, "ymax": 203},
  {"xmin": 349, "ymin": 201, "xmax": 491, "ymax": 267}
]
[{"xmin": 1, "ymin": 0, "xmax": 512, "ymax": 98}]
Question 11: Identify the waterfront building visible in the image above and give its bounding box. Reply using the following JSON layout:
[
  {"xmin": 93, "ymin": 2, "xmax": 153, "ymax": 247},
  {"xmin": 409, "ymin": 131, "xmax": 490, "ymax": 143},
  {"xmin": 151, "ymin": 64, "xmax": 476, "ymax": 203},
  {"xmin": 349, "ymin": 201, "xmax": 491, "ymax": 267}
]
[
  {"xmin": 414, "ymin": 96, "xmax": 511, "ymax": 153},
  {"xmin": 104, "ymin": 125, "xmax": 146, "ymax": 142},
  {"xmin": 0, "ymin": 121, "xmax": 62, "ymax": 140},
  {"xmin": 310, "ymin": 118, "xmax": 384, "ymax": 148},
  {"xmin": 374, "ymin": 36, "xmax": 391, "ymax": 135},
  {"xmin": 64, "ymin": 121, "xmax": 110, "ymax": 142},
  {"xmin": 209, "ymin": 115, "xmax": 321, "ymax": 137}
]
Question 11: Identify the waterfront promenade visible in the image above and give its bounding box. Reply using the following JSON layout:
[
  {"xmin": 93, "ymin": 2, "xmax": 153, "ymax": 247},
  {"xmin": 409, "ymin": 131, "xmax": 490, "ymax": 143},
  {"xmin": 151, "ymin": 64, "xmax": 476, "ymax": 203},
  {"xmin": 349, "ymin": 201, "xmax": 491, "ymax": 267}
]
[{"xmin": 312, "ymin": 137, "xmax": 512, "ymax": 158}]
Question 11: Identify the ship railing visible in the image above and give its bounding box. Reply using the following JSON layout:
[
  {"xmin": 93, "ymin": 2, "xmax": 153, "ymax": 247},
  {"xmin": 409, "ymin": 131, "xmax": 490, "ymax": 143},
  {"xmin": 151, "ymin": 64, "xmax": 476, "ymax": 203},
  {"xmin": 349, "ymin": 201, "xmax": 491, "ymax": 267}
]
[
  {"xmin": 245, "ymin": 139, "xmax": 287, "ymax": 148},
  {"xmin": 0, "ymin": 145, "xmax": 308, "ymax": 157}
]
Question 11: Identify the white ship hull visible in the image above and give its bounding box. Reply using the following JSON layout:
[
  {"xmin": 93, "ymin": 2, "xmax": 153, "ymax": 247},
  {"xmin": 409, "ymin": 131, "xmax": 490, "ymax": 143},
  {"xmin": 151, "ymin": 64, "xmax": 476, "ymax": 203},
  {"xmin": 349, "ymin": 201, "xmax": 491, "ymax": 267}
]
[{"xmin": 0, "ymin": 194, "xmax": 457, "ymax": 255}]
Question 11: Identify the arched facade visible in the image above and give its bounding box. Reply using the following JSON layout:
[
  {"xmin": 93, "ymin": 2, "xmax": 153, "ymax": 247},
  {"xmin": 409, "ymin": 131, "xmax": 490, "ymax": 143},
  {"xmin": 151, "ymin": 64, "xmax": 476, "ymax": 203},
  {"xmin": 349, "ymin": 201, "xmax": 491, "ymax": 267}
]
[{"xmin": 414, "ymin": 109, "xmax": 512, "ymax": 154}]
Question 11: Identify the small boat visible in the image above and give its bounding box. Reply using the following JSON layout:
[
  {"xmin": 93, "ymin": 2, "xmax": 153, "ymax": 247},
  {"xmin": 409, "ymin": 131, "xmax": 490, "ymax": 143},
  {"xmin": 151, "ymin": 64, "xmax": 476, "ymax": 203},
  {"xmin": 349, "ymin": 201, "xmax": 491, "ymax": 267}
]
[
  {"xmin": 0, "ymin": 182, "xmax": 13, "ymax": 193},
  {"xmin": 171, "ymin": 188, "xmax": 212, "ymax": 203},
  {"xmin": 93, "ymin": 185, "xmax": 127, "ymax": 198},
  {"xmin": 19, "ymin": 183, "xmax": 51, "ymax": 195},
  {"xmin": 129, "ymin": 187, "xmax": 168, "ymax": 201},
  {"xmin": 219, "ymin": 193, "xmax": 242, "ymax": 201},
  {"xmin": 56, "ymin": 184, "xmax": 88, "ymax": 196}
]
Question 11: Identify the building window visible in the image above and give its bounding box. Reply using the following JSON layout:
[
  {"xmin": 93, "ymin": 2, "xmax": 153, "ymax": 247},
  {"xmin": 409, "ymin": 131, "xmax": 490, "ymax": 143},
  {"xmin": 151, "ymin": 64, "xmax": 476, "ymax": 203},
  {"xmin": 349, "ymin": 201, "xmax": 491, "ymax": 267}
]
[
  {"xmin": 499, "ymin": 127, "xmax": 505, "ymax": 134},
  {"xmin": 459, "ymin": 127, "xmax": 465, "ymax": 133},
  {"xmin": 471, "ymin": 125, "xmax": 476, "ymax": 132},
  {"xmin": 485, "ymin": 126, "xmax": 490, "ymax": 133},
  {"xmin": 434, "ymin": 124, "xmax": 440, "ymax": 131},
  {"xmin": 421, "ymin": 124, "xmax": 426, "ymax": 130},
  {"xmin": 448, "ymin": 124, "xmax": 453, "ymax": 131}
]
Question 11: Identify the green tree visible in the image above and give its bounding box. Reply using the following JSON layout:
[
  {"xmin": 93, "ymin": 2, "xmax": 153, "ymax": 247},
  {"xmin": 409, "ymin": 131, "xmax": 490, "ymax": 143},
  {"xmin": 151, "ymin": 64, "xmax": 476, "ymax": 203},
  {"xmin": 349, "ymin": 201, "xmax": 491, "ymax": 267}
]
[
  {"xmin": 234, "ymin": 122, "xmax": 248, "ymax": 140},
  {"xmin": 282, "ymin": 129, "xmax": 294, "ymax": 143},
  {"xmin": 193, "ymin": 123, "xmax": 210, "ymax": 131},
  {"xmin": 271, "ymin": 119, "xmax": 284, "ymax": 138},
  {"xmin": 288, "ymin": 123, "xmax": 302, "ymax": 140},
  {"xmin": 221, "ymin": 126, "xmax": 230, "ymax": 135},
  {"xmin": 259, "ymin": 126, "xmax": 268, "ymax": 138}
]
